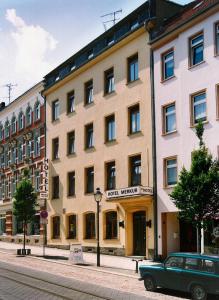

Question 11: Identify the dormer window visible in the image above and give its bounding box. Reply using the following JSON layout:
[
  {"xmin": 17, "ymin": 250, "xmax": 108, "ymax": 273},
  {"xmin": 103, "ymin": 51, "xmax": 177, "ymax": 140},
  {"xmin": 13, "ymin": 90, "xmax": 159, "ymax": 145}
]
[
  {"xmin": 55, "ymin": 74, "xmax": 60, "ymax": 82},
  {"xmin": 34, "ymin": 101, "xmax": 41, "ymax": 121},
  {"xmin": 26, "ymin": 106, "xmax": 32, "ymax": 126},
  {"xmin": 18, "ymin": 112, "xmax": 24, "ymax": 131},
  {"xmin": 107, "ymin": 35, "xmax": 114, "ymax": 46},
  {"xmin": 215, "ymin": 22, "xmax": 219, "ymax": 55},
  {"xmin": 4, "ymin": 121, "xmax": 10, "ymax": 138},
  {"xmin": 70, "ymin": 62, "xmax": 76, "ymax": 71},
  {"xmin": 87, "ymin": 49, "xmax": 94, "ymax": 60},
  {"xmin": 11, "ymin": 116, "xmax": 16, "ymax": 134},
  {"xmin": 130, "ymin": 19, "xmax": 139, "ymax": 30}
]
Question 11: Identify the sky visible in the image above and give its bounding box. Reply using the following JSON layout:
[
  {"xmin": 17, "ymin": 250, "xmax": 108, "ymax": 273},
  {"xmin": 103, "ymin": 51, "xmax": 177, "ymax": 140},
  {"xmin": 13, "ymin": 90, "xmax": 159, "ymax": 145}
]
[{"xmin": 0, "ymin": 0, "xmax": 191, "ymax": 102}]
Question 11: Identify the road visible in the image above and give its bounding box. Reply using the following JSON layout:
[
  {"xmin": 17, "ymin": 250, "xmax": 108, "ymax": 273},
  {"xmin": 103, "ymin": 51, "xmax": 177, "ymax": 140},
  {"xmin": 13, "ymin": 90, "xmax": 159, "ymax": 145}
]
[{"xmin": 0, "ymin": 261, "xmax": 151, "ymax": 300}]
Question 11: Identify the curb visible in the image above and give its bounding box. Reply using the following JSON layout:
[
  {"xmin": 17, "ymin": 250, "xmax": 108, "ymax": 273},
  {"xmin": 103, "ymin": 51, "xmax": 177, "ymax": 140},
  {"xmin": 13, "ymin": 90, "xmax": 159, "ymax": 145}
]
[{"xmin": 0, "ymin": 249, "xmax": 138, "ymax": 279}]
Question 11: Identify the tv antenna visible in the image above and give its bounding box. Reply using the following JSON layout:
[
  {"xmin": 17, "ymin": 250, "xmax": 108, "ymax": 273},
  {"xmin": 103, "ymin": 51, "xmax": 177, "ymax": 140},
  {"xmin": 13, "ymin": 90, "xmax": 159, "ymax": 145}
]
[
  {"xmin": 2, "ymin": 83, "xmax": 17, "ymax": 104},
  {"xmin": 101, "ymin": 9, "xmax": 122, "ymax": 31}
]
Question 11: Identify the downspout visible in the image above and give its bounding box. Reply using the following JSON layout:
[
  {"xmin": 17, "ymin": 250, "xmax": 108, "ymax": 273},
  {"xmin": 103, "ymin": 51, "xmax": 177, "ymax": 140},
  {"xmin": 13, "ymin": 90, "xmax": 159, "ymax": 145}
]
[{"xmin": 150, "ymin": 48, "xmax": 158, "ymax": 261}]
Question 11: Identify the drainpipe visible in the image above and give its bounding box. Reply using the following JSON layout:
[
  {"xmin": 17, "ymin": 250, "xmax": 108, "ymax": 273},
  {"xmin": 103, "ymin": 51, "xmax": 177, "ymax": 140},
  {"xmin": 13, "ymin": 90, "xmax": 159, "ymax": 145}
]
[{"xmin": 150, "ymin": 48, "xmax": 158, "ymax": 261}]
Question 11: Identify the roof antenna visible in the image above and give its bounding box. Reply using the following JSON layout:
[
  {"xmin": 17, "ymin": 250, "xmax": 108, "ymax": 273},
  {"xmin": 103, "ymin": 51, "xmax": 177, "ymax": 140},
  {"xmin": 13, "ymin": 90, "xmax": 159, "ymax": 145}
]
[
  {"xmin": 2, "ymin": 83, "xmax": 17, "ymax": 104},
  {"xmin": 101, "ymin": 9, "xmax": 122, "ymax": 31}
]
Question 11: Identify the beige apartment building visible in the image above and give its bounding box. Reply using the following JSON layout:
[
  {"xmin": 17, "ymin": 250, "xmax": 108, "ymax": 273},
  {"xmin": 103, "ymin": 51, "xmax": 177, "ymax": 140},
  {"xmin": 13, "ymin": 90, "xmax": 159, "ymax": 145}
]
[{"xmin": 43, "ymin": 1, "xmax": 182, "ymax": 258}]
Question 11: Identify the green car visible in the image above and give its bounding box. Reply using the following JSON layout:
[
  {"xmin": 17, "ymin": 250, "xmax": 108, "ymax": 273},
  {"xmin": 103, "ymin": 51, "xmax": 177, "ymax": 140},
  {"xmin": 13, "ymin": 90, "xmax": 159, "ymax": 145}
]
[{"xmin": 139, "ymin": 253, "xmax": 219, "ymax": 300}]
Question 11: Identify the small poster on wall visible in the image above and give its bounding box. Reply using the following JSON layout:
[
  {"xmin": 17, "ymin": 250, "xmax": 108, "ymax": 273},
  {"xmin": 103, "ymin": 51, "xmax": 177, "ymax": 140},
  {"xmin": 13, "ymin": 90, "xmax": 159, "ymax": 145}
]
[{"xmin": 69, "ymin": 244, "xmax": 84, "ymax": 264}]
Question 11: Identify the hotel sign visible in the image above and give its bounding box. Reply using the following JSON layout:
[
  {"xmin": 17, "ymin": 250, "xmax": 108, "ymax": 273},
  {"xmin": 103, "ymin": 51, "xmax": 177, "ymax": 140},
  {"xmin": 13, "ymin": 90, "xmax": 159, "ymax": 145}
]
[{"xmin": 106, "ymin": 186, "xmax": 153, "ymax": 199}]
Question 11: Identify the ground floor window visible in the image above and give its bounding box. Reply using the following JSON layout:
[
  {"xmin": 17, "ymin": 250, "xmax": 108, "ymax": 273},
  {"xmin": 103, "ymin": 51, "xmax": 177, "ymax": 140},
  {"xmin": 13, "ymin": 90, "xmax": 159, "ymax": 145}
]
[
  {"xmin": 105, "ymin": 211, "xmax": 117, "ymax": 239},
  {"xmin": 68, "ymin": 214, "xmax": 77, "ymax": 239},
  {"xmin": 28, "ymin": 215, "xmax": 40, "ymax": 235},
  {"xmin": 52, "ymin": 216, "xmax": 60, "ymax": 239},
  {"xmin": 204, "ymin": 220, "xmax": 219, "ymax": 251},
  {"xmin": 0, "ymin": 215, "xmax": 6, "ymax": 235},
  {"xmin": 85, "ymin": 213, "xmax": 95, "ymax": 239},
  {"xmin": 16, "ymin": 220, "xmax": 23, "ymax": 234}
]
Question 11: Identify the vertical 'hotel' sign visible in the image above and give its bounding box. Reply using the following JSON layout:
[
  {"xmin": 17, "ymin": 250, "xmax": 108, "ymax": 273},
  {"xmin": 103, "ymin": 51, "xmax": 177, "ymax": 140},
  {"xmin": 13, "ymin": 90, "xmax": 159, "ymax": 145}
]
[{"xmin": 40, "ymin": 158, "xmax": 49, "ymax": 199}]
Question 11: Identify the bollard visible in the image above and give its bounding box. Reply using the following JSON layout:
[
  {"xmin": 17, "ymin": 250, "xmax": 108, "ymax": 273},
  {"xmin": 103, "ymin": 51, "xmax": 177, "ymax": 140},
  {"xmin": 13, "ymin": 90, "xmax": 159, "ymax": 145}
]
[{"xmin": 132, "ymin": 258, "xmax": 143, "ymax": 273}]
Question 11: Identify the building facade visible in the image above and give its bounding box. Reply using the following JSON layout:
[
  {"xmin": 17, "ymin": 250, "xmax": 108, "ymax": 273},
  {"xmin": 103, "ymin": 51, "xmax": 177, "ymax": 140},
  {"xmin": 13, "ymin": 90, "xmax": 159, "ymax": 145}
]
[
  {"xmin": 43, "ymin": 1, "xmax": 181, "ymax": 257},
  {"xmin": 0, "ymin": 82, "xmax": 45, "ymax": 245},
  {"xmin": 152, "ymin": 0, "xmax": 219, "ymax": 257}
]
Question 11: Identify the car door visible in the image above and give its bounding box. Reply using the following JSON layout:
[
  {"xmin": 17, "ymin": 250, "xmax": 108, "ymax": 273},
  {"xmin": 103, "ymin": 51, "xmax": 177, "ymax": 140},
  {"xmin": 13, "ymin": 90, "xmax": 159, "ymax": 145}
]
[
  {"xmin": 180, "ymin": 257, "xmax": 202, "ymax": 291},
  {"xmin": 161, "ymin": 256, "xmax": 184, "ymax": 290}
]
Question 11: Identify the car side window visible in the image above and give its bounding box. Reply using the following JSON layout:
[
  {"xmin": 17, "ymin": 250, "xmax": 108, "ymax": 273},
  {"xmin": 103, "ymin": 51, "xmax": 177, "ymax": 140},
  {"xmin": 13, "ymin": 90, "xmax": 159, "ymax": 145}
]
[
  {"xmin": 185, "ymin": 258, "xmax": 200, "ymax": 271},
  {"xmin": 165, "ymin": 256, "xmax": 184, "ymax": 268},
  {"xmin": 202, "ymin": 260, "xmax": 215, "ymax": 273}
]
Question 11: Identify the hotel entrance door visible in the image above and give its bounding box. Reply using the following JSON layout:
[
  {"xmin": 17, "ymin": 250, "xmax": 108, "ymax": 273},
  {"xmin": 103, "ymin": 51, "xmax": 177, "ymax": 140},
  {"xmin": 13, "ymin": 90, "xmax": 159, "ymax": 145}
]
[{"xmin": 133, "ymin": 211, "xmax": 146, "ymax": 256}]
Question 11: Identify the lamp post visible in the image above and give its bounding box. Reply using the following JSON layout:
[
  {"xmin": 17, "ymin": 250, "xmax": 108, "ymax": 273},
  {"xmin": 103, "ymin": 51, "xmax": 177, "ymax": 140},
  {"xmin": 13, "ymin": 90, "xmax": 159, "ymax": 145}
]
[{"xmin": 94, "ymin": 187, "xmax": 102, "ymax": 267}]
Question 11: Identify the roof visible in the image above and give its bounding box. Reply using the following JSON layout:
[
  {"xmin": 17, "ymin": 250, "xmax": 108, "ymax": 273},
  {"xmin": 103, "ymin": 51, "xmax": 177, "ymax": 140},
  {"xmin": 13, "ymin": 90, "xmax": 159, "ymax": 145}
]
[
  {"xmin": 171, "ymin": 252, "xmax": 219, "ymax": 261},
  {"xmin": 43, "ymin": 0, "xmax": 183, "ymax": 91},
  {"xmin": 151, "ymin": 0, "xmax": 219, "ymax": 43}
]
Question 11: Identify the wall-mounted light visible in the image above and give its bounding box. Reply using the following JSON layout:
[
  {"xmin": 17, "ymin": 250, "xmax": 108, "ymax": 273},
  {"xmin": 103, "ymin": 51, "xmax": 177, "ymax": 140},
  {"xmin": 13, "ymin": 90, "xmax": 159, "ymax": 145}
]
[
  {"xmin": 119, "ymin": 220, "xmax": 125, "ymax": 228},
  {"xmin": 146, "ymin": 220, "xmax": 152, "ymax": 228}
]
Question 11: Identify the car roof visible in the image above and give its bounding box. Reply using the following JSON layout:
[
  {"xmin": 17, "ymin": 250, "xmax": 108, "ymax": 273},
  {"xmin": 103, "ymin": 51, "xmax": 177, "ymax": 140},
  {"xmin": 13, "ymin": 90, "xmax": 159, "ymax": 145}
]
[{"xmin": 170, "ymin": 252, "xmax": 219, "ymax": 261}]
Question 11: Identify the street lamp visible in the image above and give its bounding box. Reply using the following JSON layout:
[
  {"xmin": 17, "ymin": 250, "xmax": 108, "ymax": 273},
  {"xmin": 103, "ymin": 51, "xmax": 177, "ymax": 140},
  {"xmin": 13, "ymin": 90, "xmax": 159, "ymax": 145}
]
[{"xmin": 94, "ymin": 187, "xmax": 102, "ymax": 267}]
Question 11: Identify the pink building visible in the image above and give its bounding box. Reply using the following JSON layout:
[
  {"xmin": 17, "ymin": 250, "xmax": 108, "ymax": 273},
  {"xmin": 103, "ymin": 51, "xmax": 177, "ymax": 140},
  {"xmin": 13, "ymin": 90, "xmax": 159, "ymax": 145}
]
[{"xmin": 151, "ymin": 0, "xmax": 219, "ymax": 257}]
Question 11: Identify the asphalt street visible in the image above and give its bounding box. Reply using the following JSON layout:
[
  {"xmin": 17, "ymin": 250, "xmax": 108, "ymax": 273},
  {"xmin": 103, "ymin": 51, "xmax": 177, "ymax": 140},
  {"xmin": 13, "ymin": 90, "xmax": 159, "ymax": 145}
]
[{"xmin": 0, "ymin": 260, "xmax": 152, "ymax": 300}]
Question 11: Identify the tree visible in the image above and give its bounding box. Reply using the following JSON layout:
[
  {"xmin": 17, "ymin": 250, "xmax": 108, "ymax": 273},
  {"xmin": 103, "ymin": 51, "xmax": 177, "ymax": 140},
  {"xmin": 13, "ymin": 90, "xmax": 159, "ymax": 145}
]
[
  {"xmin": 13, "ymin": 168, "xmax": 37, "ymax": 252},
  {"xmin": 170, "ymin": 122, "xmax": 219, "ymax": 253}
]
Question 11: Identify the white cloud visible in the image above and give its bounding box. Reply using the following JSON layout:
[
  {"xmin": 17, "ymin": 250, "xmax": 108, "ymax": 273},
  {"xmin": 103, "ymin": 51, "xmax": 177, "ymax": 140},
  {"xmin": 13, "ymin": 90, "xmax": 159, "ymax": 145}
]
[{"xmin": 0, "ymin": 9, "xmax": 58, "ymax": 101}]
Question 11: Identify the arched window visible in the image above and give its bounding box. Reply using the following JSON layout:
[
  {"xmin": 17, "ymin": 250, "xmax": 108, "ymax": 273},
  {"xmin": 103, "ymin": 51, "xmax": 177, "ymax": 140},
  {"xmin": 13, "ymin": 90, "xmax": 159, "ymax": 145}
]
[
  {"xmin": 18, "ymin": 112, "xmax": 24, "ymax": 130},
  {"xmin": 85, "ymin": 212, "xmax": 95, "ymax": 239},
  {"xmin": 34, "ymin": 101, "xmax": 41, "ymax": 121},
  {"xmin": 26, "ymin": 106, "xmax": 32, "ymax": 126},
  {"xmin": 4, "ymin": 120, "xmax": 10, "ymax": 138},
  {"xmin": 11, "ymin": 116, "xmax": 16, "ymax": 134},
  {"xmin": 52, "ymin": 216, "xmax": 60, "ymax": 239},
  {"xmin": 105, "ymin": 211, "xmax": 117, "ymax": 239},
  {"xmin": 67, "ymin": 214, "xmax": 77, "ymax": 239},
  {"xmin": 0, "ymin": 124, "xmax": 3, "ymax": 141}
]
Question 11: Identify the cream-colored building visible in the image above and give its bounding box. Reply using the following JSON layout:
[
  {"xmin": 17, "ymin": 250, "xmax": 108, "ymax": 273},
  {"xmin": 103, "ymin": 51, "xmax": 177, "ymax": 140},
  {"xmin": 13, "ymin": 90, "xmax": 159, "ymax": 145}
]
[{"xmin": 43, "ymin": 1, "xmax": 182, "ymax": 258}]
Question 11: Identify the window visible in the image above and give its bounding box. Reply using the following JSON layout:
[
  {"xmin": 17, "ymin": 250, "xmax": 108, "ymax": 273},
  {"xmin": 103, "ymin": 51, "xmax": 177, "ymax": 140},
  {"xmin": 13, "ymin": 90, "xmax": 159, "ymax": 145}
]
[
  {"xmin": 191, "ymin": 91, "xmax": 207, "ymax": 125},
  {"xmin": 85, "ymin": 167, "xmax": 94, "ymax": 193},
  {"xmin": 11, "ymin": 147, "xmax": 16, "ymax": 164},
  {"xmin": 165, "ymin": 256, "xmax": 184, "ymax": 268},
  {"xmin": 35, "ymin": 170, "xmax": 40, "ymax": 192},
  {"xmin": 26, "ymin": 140, "xmax": 31, "ymax": 158},
  {"xmin": 0, "ymin": 215, "xmax": 6, "ymax": 235},
  {"xmin": 52, "ymin": 100, "xmax": 59, "ymax": 121},
  {"xmin": 185, "ymin": 258, "xmax": 200, "ymax": 270},
  {"xmin": 105, "ymin": 114, "xmax": 115, "ymax": 142},
  {"xmin": 0, "ymin": 125, "xmax": 3, "ymax": 141},
  {"xmin": 215, "ymin": 22, "xmax": 219, "ymax": 55},
  {"xmin": 162, "ymin": 49, "xmax": 174, "ymax": 80},
  {"xmin": 34, "ymin": 134, "xmax": 40, "ymax": 157},
  {"xmin": 68, "ymin": 215, "xmax": 76, "ymax": 239},
  {"xmin": 34, "ymin": 101, "xmax": 41, "ymax": 121},
  {"xmin": 11, "ymin": 116, "xmax": 16, "ymax": 134},
  {"xmin": 130, "ymin": 19, "xmax": 139, "ymax": 31},
  {"xmin": 163, "ymin": 103, "xmax": 176, "ymax": 134},
  {"xmin": 67, "ymin": 91, "xmax": 75, "ymax": 114},
  {"xmin": 85, "ymin": 213, "xmax": 95, "ymax": 239},
  {"xmin": 29, "ymin": 215, "xmax": 40, "ymax": 235},
  {"xmin": 202, "ymin": 259, "xmax": 215, "ymax": 273},
  {"xmin": 107, "ymin": 35, "xmax": 114, "ymax": 46},
  {"xmin": 217, "ymin": 85, "xmax": 219, "ymax": 119},
  {"xmin": 130, "ymin": 155, "xmax": 141, "ymax": 186},
  {"xmin": 52, "ymin": 216, "xmax": 60, "ymax": 239},
  {"xmin": 164, "ymin": 157, "xmax": 177, "ymax": 187},
  {"xmin": 84, "ymin": 80, "xmax": 93, "ymax": 105},
  {"xmin": 67, "ymin": 131, "xmax": 75, "ymax": 155},
  {"xmin": 189, "ymin": 33, "xmax": 204, "ymax": 67},
  {"xmin": 52, "ymin": 137, "xmax": 59, "ymax": 160},
  {"xmin": 26, "ymin": 106, "xmax": 32, "ymax": 126},
  {"xmin": 128, "ymin": 54, "xmax": 138, "ymax": 82},
  {"xmin": 129, "ymin": 104, "xmax": 140, "ymax": 134},
  {"xmin": 87, "ymin": 49, "xmax": 94, "ymax": 60},
  {"xmin": 18, "ymin": 112, "xmax": 24, "ymax": 130},
  {"xmin": 52, "ymin": 176, "xmax": 59, "ymax": 199},
  {"xmin": 104, "ymin": 68, "xmax": 114, "ymax": 94},
  {"xmin": 106, "ymin": 161, "xmax": 116, "ymax": 190},
  {"xmin": 17, "ymin": 143, "xmax": 23, "ymax": 162},
  {"xmin": 5, "ymin": 121, "xmax": 10, "ymax": 138},
  {"xmin": 105, "ymin": 211, "xmax": 118, "ymax": 239},
  {"xmin": 85, "ymin": 123, "xmax": 94, "ymax": 149},
  {"xmin": 68, "ymin": 171, "xmax": 75, "ymax": 196}
]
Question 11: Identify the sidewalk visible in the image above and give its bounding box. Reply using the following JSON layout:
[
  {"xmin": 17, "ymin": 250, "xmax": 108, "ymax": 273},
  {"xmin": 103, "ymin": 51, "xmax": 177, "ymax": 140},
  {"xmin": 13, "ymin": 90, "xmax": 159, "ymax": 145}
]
[{"xmin": 0, "ymin": 241, "xmax": 158, "ymax": 275}]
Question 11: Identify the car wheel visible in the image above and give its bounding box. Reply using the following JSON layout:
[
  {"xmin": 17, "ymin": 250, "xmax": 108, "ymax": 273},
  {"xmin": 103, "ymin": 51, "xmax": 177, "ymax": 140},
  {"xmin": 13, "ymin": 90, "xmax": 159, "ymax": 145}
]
[
  {"xmin": 191, "ymin": 285, "xmax": 207, "ymax": 300},
  {"xmin": 144, "ymin": 276, "xmax": 156, "ymax": 292}
]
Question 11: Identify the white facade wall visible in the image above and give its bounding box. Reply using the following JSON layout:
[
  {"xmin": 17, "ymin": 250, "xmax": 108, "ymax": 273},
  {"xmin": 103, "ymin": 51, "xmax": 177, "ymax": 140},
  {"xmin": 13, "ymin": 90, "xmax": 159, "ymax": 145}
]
[{"xmin": 154, "ymin": 12, "xmax": 219, "ymax": 255}]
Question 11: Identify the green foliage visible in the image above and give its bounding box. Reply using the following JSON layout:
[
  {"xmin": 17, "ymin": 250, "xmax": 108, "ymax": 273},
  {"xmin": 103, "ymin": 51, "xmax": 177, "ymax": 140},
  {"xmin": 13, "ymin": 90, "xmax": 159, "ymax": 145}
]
[
  {"xmin": 13, "ymin": 177, "xmax": 37, "ymax": 224},
  {"xmin": 170, "ymin": 124, "xmax": 219, "ymax": 230},
  {"xmin": 195, "ymin": 121, "xmax": 204, "ymax": 147}
]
